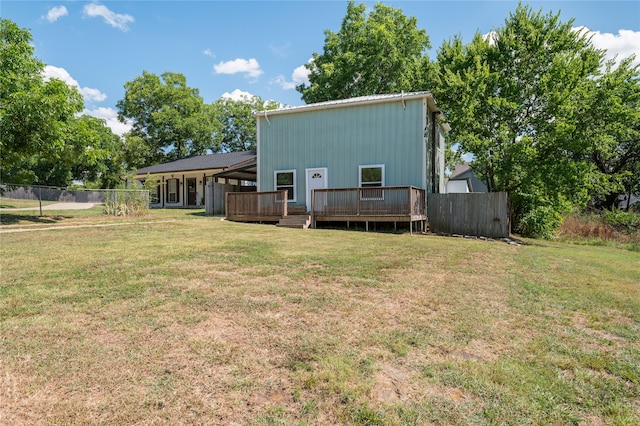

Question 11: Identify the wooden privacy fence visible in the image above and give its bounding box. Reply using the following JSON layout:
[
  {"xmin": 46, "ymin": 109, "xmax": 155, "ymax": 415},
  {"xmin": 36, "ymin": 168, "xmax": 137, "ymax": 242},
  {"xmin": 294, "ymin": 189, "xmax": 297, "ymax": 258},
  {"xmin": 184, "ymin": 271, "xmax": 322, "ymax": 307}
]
[
  {"xmin": 427, "ymin": 192, "xmax": 509, "ymax": 238},
  {"xmin": 225, "ymin": 190, "xmax": 288, "ymax": 222}
]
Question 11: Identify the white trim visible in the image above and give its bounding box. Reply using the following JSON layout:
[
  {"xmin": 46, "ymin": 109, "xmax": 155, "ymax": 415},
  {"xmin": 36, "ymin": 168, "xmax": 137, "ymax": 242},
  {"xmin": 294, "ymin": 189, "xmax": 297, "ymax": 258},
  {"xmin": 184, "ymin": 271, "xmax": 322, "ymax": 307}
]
[
  {"xmin": 274, "ymin": 169, "xmax": 296, "ymax": 202},
  {"xmin": 305, "ymin": 167, "xmax": 328, "ymax": 212},
  {"xmin": 256, "ymin": 117, "xmax": 261, "ymax": 192},
  {"xmin": 254, "ymin": 92, "xmax": 444, "ymax": 119},
  {"xmin": 359, "ymin": 164, "xmax": 385, "ymax": 201},
  {"xmin": 358, "ymin": 164, "xmax": 385, "ymax": 187},
  {"xmin": 422, "ymin": 99, "xmax": 428, "ymax": 191}
]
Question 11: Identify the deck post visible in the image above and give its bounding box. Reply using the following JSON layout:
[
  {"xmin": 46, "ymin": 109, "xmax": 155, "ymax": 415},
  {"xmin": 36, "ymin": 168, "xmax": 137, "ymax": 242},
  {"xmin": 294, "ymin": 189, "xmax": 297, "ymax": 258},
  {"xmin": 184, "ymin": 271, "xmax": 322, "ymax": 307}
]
[{"xmin": 310, "ymin": 189, "xmax": 315, "ymax": 229}]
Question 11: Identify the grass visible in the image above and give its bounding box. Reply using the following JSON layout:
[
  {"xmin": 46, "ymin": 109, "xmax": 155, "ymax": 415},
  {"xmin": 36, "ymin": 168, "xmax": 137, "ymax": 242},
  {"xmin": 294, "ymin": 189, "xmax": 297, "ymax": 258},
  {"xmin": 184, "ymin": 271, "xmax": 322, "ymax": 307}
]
[
  {"xmin": 558, "ymin": 211, "xmax": 640, "ymax": 252},
  {"xmin": 1, "ymin": 209, "xmax": 638, "ymax": 424},
  {"xmin": 0, "ymin": 197, "xmax": 57, "ymax": 209}
]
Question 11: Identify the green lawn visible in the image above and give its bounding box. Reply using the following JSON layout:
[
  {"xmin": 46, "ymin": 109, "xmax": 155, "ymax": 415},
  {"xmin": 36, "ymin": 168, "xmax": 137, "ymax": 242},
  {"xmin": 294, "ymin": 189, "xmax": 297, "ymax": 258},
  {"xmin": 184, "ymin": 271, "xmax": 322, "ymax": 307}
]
[
  {"xmin": 0, "ymin": 197, "xmax": 57, "ymax": 209},
  {"xmin": 1, "ymin": 209, "xmax": 638, "ymax": 425}
]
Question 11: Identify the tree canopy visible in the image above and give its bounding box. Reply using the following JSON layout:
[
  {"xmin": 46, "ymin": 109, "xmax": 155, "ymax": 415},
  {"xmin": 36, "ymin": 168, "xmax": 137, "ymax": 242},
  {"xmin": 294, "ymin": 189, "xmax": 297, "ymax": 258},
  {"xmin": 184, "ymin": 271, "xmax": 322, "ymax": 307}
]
[
  {"xmin": 296, "ymin": 1, "xmax": 430, "ymax": 103},
  {"xmin": 117, "ymin": 71, "xmax": 218, "ymax": 169},
  {"xmin": 1, "ymin": 19, "xmax": 84, "ymax": 184},
  {"xmin": 430, "ymin": 4, "xmax": 613, "ymax": 236},
  {"xmin": 211, "ymin": 95, "xmax": 280, "ymax": 152},
  {"xmin": 1, "ymin": 19, "xmax": 123, "ymax": 187}
]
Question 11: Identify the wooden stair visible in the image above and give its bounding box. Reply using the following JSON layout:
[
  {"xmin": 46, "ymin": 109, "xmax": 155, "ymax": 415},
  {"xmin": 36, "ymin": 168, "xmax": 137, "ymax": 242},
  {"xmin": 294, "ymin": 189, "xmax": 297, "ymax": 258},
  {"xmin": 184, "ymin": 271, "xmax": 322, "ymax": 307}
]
[{"xmin": 277, "ymin": 214, "xmax": 311, "ymax": 229}]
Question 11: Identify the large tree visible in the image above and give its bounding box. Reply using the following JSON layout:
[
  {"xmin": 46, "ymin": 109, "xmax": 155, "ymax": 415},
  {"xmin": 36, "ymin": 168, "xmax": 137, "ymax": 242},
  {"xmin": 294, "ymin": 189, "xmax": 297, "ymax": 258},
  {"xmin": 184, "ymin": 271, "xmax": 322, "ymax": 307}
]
[
  {"xmin": 3, "ymin": 115, "xmax": 125, "ymax": 188},
  {"xmin": 1, "ymin": 19, "xmax": 84, "ymax": 184},
  {"xmin": 117, "ymin": 71, "xmax": 218, "ymax": 169},
  {"xmin": 211, "ymin": 95, "xmax": 280, "ymax": 152},
  {"xmin": 580, "ymin": 57, "xmax": 640, "ymax": 210},
  {"xmin": 296, "ymin": 1, "xmax": 430, "ymax": 103},
  {"xmin": 431, "ymin": 4, "xmax": 603, "ymax": 237}
]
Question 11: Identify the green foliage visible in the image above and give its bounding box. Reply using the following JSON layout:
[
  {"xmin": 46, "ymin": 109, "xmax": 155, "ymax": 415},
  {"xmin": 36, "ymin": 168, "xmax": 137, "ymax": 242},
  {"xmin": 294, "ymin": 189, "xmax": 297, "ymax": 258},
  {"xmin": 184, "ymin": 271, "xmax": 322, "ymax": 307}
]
[
  {"xmin": 297, "ymin": 1, "xmax": 430, "ymax": 103},
  {"xmin": 1, "ymin": 19, "xmax": 124, "ymax": 188},
  {"xmin": 582, "ymin": 57, "xmax": 640, "ymax": 209},
  {"xmin": 211, "ymin": 95, "xmax": 280, "ymax": 152},
  {"xmin": 117, "ymin": 71, "xmax": 219, "ymax": 169},
  {"xmin": 1, "ymin": 19, "xmax": 84, "ymax": 184},
  {"xmin": 103, "ymin": 186, "xmax": 150, "ymax": 217},
  {"xmin": 431, "ymin": 4, "xmax": 604, "ymax": 237},
  {"xmin": 604, "ymin": 210, "xmax": 640, "ymax": 233}
]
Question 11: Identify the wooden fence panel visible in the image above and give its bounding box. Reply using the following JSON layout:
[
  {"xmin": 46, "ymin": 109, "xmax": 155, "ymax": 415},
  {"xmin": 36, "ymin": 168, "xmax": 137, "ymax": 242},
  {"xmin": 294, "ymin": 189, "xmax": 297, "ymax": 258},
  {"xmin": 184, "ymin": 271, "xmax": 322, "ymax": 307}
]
[
  {"xmin": 224, "ymin": 190, "xmax": 287, "ymax": 221},
  {"xmin": 427, "ymin": 192, "xmax": 509, "ymax": 238}
]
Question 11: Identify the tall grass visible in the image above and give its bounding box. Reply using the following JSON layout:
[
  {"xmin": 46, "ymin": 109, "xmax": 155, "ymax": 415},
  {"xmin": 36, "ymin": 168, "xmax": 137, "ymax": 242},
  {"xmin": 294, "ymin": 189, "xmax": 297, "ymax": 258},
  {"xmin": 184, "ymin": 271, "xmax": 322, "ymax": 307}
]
[{"xmin": 558, "ymin": 211, "xmax": 640, "ymax": 251}]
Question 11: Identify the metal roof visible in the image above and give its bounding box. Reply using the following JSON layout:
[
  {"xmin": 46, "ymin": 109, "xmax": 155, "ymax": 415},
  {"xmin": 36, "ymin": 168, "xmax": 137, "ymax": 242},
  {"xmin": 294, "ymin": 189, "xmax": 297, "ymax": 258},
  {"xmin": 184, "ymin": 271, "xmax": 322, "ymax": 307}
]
[
  {"xmin": 254, "ymin": 92, "xmax": 447, "ymax": 124},
  {"xmin": 211, "ymin": 158, "xmax": 257, "ymax": 182},
  {"xmin": 134, "ymin": 150, "xmax": 256, "ymax": 175}
]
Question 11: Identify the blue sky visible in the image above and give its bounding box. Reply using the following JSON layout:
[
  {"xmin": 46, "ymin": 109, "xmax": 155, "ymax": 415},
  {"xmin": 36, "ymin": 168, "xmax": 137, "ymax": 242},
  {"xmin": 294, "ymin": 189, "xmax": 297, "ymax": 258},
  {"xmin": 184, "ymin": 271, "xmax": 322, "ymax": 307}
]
[{"xmin": 3, "ymin": 1, "xmax": 639, "ymax": 136}]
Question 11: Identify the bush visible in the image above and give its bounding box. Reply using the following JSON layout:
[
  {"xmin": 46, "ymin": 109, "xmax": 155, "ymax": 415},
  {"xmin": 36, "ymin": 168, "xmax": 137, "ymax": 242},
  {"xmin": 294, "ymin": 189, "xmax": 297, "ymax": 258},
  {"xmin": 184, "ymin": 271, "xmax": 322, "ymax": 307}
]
[
  {"xmin": 603, "ymin": 210, "xmax": 640, "ymax": 233},
  {"xmin": 558, "ymin": 210, "xmax": 640, "ymax": 251},
  {"xmin": 103, "ymin": 189, "xmax": 149, "ymax": 216},
  {"xmin": 515, "ymin": 204, "xmax": 564, "ymax": 239}
]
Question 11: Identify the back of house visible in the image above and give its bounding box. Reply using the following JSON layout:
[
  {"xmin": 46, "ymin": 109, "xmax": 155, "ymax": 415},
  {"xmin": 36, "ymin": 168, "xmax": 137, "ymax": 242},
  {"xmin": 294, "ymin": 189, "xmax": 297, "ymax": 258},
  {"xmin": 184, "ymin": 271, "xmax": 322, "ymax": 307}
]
[{"xmin": 254, "ymin": 92, "xmax": 449, "ymax": 212}]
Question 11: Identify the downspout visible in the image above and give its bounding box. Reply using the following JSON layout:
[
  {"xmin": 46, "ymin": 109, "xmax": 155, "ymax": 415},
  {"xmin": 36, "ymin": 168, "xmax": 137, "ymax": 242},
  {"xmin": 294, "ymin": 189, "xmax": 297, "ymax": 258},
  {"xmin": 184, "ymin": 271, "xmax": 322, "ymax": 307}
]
[{"xmin": 431, "ymin": 111, "xmax": 437, "ymax": 194}]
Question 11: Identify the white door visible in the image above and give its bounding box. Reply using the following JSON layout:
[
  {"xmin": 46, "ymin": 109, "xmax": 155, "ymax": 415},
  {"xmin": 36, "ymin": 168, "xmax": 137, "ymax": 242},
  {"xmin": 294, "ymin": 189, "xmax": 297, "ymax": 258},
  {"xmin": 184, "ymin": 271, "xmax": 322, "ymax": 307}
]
[{"xmin": 306, "ymin": 168, "xmax": 328, "ymax": 212}]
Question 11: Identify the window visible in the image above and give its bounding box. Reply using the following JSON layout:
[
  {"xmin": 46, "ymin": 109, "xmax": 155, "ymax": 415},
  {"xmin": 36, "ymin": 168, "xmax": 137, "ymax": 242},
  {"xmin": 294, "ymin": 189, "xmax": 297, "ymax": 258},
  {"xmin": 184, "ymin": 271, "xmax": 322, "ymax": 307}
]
[
  {"xmin": 167, "ymin": 179, "xmax": 179, "ymax": 203},
  {"xmin": 275, "ymin": 170, "xmax": 296, "ymax": 201},
  {"xmin": 151, "ymin": 184, "xmax": 161, "ymax": 204},
  {"xmin": 359, "ymin": 165, "xmax": 385, "ymax": 200}
]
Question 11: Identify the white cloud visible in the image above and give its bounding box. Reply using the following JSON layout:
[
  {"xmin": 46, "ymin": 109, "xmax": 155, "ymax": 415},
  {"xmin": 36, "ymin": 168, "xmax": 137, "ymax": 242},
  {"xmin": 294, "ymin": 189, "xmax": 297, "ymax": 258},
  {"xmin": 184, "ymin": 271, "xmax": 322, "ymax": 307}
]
[
  {"xmin": 574, "ymin": 27, "xmax": 640, "ymax": 68},
  {"xmin": 84, "ymin": 3, "xmax": 134, "ymax": 32},
  {"xmin": 292, "ymin": 63, "xmax": 311, "ymax": 86},
  {"xmin": 45, "ymin": 6, "xmax": 68, "ymax": 23},
  {"xmin": 43, "ymin": 65, "xmax": 107, "ymax": 103},
  {"xmin": 221, "ymin": 89, "xmax": 256, "ymax": 101},
  {"xmin": 272, "ymin": 61, "xmax": 311, "ymax": 90},
  {"xmin": 214, "ymin": 58, "xmax": 263, "ymax": 78},
  {"xmin": 203, "ymin": 48, "xmax": 216, "ymax": 58},
  {"xmin": 84, "ymin": 107, "xmax": 132, "ymax": 137}
]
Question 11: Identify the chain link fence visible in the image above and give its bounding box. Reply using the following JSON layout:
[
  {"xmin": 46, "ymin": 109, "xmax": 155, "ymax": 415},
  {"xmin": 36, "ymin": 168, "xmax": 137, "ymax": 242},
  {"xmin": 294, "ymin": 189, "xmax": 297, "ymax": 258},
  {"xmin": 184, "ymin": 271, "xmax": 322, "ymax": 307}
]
[{"xmin": 1, "ymin": 183, "xmax": 150, "ymax": 216}]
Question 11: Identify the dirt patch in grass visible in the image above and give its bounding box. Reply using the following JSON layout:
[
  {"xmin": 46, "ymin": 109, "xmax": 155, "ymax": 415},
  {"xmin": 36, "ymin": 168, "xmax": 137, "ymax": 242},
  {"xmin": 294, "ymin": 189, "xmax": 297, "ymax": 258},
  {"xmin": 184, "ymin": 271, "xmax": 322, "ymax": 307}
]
[{"xmin": 1, "ymin": 212, "xmax": 638, "ymax": 424}]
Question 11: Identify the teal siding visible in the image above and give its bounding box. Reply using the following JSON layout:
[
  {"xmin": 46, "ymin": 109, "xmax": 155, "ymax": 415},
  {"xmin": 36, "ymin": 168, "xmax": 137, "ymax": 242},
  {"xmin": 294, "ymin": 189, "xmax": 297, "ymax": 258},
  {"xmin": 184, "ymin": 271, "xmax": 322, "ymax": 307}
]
[{"xmin": 258, "ymin": 98, "xmax": 432, "ymax": 206}]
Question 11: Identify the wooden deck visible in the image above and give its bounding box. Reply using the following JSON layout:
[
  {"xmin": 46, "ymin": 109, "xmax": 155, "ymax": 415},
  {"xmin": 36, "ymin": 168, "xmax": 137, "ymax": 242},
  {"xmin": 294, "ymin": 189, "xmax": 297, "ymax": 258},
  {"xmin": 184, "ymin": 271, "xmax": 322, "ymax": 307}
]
[
  {"xmin": 311, "ymin": 186, "xmax": 427, "ymax": 232},
  {"xmin": 225, "ymin": 186, "xmax": 427, "ymax": 232}
]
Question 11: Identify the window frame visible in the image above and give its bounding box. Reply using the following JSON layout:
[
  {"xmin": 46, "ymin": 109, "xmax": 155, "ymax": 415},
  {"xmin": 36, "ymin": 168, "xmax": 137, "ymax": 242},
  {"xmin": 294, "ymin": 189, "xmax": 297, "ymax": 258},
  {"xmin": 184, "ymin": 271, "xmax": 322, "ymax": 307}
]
[
  {"xmin": 358, "ymin": 164, "xmax": 385, "ymax": 200},
  {"xmin": 167, "ymin": 178, "xmax": 180, "ymax": 204},
  {"xmin": 274, "ymin": 169, "xmax": 296, "ymax": 202},
  {"xmin": 151, "ymin": 183, "xmax": 161, "ymax": 204}
]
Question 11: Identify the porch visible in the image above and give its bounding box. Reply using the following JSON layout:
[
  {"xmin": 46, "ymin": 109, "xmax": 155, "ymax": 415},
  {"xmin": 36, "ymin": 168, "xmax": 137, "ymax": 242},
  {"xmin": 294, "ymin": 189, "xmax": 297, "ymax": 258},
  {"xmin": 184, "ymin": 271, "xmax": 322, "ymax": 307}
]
[
  {"xmin": 224, "ymin": 186, "xmax": 427, "ymax": 233},
  {"xmin": 311, "ymin": 186, "xmax": 427, "ymax": 233}
]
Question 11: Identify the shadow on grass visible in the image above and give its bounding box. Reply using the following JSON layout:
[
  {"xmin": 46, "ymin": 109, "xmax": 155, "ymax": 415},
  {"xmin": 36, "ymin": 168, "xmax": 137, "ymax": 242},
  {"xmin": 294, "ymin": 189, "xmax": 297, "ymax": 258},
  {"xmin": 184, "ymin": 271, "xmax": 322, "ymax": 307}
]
[
  {"xmin": 0, "ymin": 214, "xmax": 71, "ymax": 226},
  {"xmin": 187, "ymin": 211, "xmax": 208, "ymax": 217}
]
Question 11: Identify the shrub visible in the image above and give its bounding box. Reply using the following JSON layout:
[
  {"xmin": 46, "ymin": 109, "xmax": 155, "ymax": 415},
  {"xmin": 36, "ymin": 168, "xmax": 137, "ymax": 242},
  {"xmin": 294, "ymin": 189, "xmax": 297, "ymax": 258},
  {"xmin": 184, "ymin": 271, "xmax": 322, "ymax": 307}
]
[
  {"xmin": 515, "ymin": 204, "xmax": 564, "ymax": 239},
  {"xmin": 603, "ymin": 210, "xmax": 640, "ymax": 233},
  {"xmin": 103, "ymin": 189, "xmax": 149, "ymax": 216}
]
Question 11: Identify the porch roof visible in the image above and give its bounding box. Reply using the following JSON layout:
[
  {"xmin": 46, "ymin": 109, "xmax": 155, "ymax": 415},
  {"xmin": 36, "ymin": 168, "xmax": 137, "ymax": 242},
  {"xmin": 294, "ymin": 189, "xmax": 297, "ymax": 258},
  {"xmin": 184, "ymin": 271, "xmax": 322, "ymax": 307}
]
[
  {"xmin": 134, "ymin": 150, "xmax": 256, "ymax": 176},
  {"xmin": 211, "ymin": 158, "xmax": 257, "ymax": 182}
]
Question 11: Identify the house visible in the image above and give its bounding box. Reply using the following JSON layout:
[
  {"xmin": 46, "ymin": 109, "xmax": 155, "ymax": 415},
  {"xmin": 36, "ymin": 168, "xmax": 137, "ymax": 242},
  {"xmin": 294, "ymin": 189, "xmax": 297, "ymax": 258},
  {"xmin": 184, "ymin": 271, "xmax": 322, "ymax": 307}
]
[
  {"xmin": 255, "ymin": 92, "xmax": 448, "ymax": 209},
  {"xmin": 227, "ymin": 92, "xmax": 449, "ymax": 229},
  {"xmin": 133, "ymin": 150, "xmax": 256, "ymax": 208},
  {"xmin": 445, "ymin": 163, "xmax": 488, "ymax": 193}
]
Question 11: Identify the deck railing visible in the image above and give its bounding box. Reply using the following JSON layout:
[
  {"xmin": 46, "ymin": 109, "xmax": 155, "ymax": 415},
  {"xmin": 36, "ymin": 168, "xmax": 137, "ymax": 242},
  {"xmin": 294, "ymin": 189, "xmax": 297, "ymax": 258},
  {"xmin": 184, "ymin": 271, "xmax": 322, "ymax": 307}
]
[
  {"xmin": 311, "ymin": 186, "xmax": 425, "ymax": 218},
  {"xmin": 225, "ymin": 190, "xmax": 288, "ymax": 221}
]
